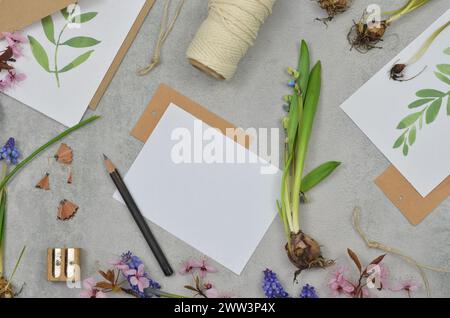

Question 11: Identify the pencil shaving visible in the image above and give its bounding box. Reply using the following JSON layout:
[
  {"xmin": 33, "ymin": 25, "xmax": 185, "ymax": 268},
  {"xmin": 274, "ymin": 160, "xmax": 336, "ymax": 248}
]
[
  {"xmin": 55, "ymin": 143, "xmax": 73, "ymax": 164},
  {"xmin": 57, "ymin": 199, "xmax": 78, "ymax": 220},
  {"xmin": 35, "ymin": 173, "xmax": 50, "ymax": 190}
]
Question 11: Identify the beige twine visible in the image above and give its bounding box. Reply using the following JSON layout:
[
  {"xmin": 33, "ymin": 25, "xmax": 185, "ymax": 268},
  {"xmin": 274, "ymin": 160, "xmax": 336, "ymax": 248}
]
[
  {"xmin": 138, "ymin": 0, "xmax": 186, "ymax": 75},
  {"xmin": 187, "ymin": 0, "xmax": 277, "ymax": 80},
  {"xmin": 352, "ymin": 207, "xmax": 450, "ymax": 298}
]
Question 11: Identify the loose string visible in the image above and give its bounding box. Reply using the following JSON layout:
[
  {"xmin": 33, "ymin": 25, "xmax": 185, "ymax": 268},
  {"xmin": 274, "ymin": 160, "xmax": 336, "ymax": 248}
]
[
  {"xmin": 138, "ymin": 0, "xmax": 185, "ymax": 75},
  {"xmin": 187, "ymin": 0, "xmax": 276, "ymax": 80},
  {"xmin": 352, "ymin": 207, "xmax": 450, "ymax": 298}
]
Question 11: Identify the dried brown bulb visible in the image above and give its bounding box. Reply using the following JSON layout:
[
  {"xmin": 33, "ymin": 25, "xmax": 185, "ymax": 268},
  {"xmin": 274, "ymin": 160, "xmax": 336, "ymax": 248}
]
[
  {"xmin": 286, "ymin": 231, "xmax": 334, "ymax": 281},
  {"xmin": 348, "ymin": 17, "xmax": 389, "ymax": 53},
  {"xmin": 317, "ymin": 0, "xmax": 350, "ymax": 23},
  {"xmin": 0, "ymin": 277, "xmax": 14, "ymax": 298}
]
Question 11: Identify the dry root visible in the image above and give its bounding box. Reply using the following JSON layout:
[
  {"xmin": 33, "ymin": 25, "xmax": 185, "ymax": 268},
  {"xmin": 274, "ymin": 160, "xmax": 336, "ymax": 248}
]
[
  {"xmin": 0, "ymin": 277, "xmax": 14, "ymax": 298},
  {"xmin": 348, "ymin": 16, "xmax": 388, "ymax": 53},
  {"xmin": 285, "ymin": 231, "xmax": 334, "ymax": 281},
  {"xmin": 316, "ymin": 0, "xmax": 349, "ymax": 23}
]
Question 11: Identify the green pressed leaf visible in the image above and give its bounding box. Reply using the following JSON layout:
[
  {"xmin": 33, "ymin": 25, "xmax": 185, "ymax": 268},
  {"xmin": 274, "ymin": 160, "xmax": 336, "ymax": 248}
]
[
  {"xmin": 403, "ymin": 143, "xmax": 409, "ymax": 156},
  {"xmin": 59, "ymin": 50, "xmax": 94, "ymax": 73},
  {"xmin": 62, "ymin": 36, "xmax": 100, "ymax": 48},
  {"xmin": 445, "ymin": 47, "xmax": 450, "ymax": 55},
  {"xmin": 28, "ymin": 36, "xmax": 50, "ymax": 72},
  {"xmin": 425, "ymin": 98, "xmax": 442, "ymax": 124},
  {"xmin": 416, "ymin": 89, "xmax": 446, "ymax": 98},
  {"xmin": 437, "ymin": 64, "xmax": 450, "ymax": 76},
  {"xmin": 61, "ymin": 8, "xmax": 70, "ymax": 20},
  {"xmin": 393, "ymin": 132, "xmax": 406, "ymax": 148},
  {"xmin": 408, "ymin": 98, "xmax": 433, "ymax": 108},
  {"xmin": 297, "ymin": 40, "xmax": 310, "ymax": 96},
  {"xmin": 408, "ymin": 126, "xmax": 417, "ymax": 146},
  {"xmin": 435, "ymin": 72, "xmax": 450, "ymax": 85},
  {"xmin": 41, "ymin": 16, "xmax": 56, "ymax": 44},
  {"xmin": 447, "ymin": 96, "xmax": 450, "ymax": 116},
  {"xmin": 396, "ymin": 112, "xmax": 422, "ymax": 129},
  {"xmin": 72, "ymin": 12, "xmax": 98, "ymax": 23},
  {"xmin": 301, "ymin": 161, "xmax": 341, "ymax": 193}
]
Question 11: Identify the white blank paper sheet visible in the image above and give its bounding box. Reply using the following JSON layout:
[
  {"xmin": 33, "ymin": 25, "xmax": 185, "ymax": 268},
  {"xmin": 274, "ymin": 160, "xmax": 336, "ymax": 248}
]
[{"xmin": 113, "ymin": 104, "xmax": 280, "ymax": 274}]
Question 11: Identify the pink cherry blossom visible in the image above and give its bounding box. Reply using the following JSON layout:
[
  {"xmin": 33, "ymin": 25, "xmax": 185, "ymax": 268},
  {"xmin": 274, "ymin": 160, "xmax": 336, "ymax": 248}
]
[
  {"xmin": 109, "ymin": 258, "xmax": 130, "ymax": 272},
  {"xmin": 7, "ymin": 70, "xmax": 26, "ymax": 86},
  {"xmin": 3, "ymin": 32, "xmax": 27, "ymax": 58},
  {"xmin": 0, "ymin": 77, "xmax": 12, "ymax": 92},
  {"xmin": 328, "ymin": 266, "xmax": 355, "ymax": 297},
  {"xmin": 391, "ymin": 279, "xmax": 420, "ymax": 296},
  {"xmin": 179, "ymin": 258, "xmax": 203, "ymax": 275},
  {"xmin": 199, "ymin": 259, "xmax": 217, "ymax": 278},
  {"xmin": 79, "ymin": 277, "xmax": 107, "ymax": 298},
  {"xmin": 204, "ymin": 283, "xmax": 219, "ymax": 298},
  {"xmin": 126, "ymin": 264, "xmax": 150, "ymax": 293}
]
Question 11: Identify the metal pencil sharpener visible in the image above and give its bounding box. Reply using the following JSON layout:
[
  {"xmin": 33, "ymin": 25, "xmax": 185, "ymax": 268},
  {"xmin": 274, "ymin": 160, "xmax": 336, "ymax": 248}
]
[{"xmin": 47, "ymin": 248, "xmax": 81, "ymax": 282}]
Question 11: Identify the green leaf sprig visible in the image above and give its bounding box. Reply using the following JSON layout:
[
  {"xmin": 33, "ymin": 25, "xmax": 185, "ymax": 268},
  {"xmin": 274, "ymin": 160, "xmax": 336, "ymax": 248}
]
[
  {"xmin": 393, "ymin": 48, "xmax": 450, "ymax": 156},
  {"xmin": 28, "ymin": 7, "xmax": 100, "ymax": 88}
]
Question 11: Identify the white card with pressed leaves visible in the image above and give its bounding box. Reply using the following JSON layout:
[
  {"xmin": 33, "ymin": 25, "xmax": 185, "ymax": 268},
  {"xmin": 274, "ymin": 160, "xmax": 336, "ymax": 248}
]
[
  {"xmin": 1, "ymin": 0, "xmax": 147, "ymax": 127},
  {"xmin": 341, "ymin": 9, "xmax": 450, "ymax": 197},
  {"xmin": 113, "ymin": 103, "xmax": 280, "ymax": 275}
]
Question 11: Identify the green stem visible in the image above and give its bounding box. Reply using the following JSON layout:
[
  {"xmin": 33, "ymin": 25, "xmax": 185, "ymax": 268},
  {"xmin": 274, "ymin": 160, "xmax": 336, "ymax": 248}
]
[
  {"xmin": 0, "ymin": 164, "xmax": 7, "ymax": 276},
  {"xmin": 54, "ymin": 23, "xmax": 68, "ymax": 88},
  {"xmin": 387, "ymin": 0, "xmax": 429, "ymax": 24},
  {"xmin": 3, "ymin": 246, "xmax": 26, "ymax": 293},
  {"xmin": 0, "ymin": 115, "xmax": 100, "ymax": 191}
]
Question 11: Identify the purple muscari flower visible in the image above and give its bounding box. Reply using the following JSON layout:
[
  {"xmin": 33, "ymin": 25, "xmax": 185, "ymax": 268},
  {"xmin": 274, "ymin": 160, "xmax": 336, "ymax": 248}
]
[
  {"xmin": 287, "ymin": 80, "xmax": 296, "ymax": 88},
  {"xmin": 0, "ymin": 137, "xmax": 20, "ymax": 165},
  {"xmin": 262, "ymin": 269, "xmax": 289, "ymax": 298},
  {"xmin": 300, "ymin": 284, "xmax": 319, "ymax": 298},
  {"xmin": 120, "ymin": 251, "xmax": 133, "ymax": 264}
]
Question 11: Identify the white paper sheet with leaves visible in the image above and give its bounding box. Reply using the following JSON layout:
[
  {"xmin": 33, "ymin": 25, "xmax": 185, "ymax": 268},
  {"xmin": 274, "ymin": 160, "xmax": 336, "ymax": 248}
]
[
  {"xmin": 341, "ymin": 9, "xmax": 450, "ymax": 197},
  {"xmin": 1, "ymin": 0, "xmax": 147, "ymax": 127}
]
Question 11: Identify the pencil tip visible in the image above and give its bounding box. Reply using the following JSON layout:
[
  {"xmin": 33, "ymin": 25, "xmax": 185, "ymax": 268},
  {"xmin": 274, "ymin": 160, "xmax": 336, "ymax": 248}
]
[{"xmin": 103, "ymin": 154, "xmax": 108, "ymax": 161}]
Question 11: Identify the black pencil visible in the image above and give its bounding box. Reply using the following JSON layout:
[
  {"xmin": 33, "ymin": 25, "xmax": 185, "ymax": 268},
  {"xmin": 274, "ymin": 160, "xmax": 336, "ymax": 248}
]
[{"xmin": 103, "ymin": 154, "xmax": 173, "ymax": 277}]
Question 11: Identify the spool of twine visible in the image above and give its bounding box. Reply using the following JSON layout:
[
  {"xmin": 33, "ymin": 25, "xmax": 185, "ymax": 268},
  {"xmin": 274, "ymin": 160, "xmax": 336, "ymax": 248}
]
[{"xmin": 187, "ymin": 0, "xmax": 277, "ymax": 80}]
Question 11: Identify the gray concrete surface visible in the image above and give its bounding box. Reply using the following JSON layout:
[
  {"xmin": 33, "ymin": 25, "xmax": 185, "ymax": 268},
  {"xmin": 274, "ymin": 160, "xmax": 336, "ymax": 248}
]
[{"xmin": 1, "ymin": 0, "xmax": 449, "ymax": 298}]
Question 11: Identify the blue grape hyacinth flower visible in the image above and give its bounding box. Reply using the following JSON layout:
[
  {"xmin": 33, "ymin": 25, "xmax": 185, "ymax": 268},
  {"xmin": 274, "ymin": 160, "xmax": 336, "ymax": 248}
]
[
  {"xmin": 300, "ymin": 284, "xmax": 319, "ymax": 298},
  {"xmin": 0, "ymin": 137, "xmax": 20, "ymax": 165},
  {"xmin": 262, "ymin": 269, "xmax": 289, "ymax": 298}
]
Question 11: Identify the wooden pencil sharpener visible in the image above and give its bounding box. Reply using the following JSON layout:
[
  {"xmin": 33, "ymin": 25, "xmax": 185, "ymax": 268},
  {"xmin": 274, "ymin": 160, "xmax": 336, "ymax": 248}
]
[{"xmin": 47, "ymin": 248, "xmax": 81, "ymax": 282}]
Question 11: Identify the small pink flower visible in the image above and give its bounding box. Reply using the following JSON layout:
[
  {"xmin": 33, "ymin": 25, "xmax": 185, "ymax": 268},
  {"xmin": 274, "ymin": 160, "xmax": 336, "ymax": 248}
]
[
  {"xmin": 3, "ymin": 32, "xmax": 27, "ymax": 58},
  {"xmin": 7, "ymin": 70, "xmax": 26, "ymax": 87},
  {"xmin": 126, "ymin": 264, "xmax": 150, "ymax": 293},
  {"xmin": 79, "ymin": 277, "xmax": 107, "ymax": 298},
  {"xmin": 179, "ymin": 258, "xmax": 203, "ymax": 275},
  {"xmin": 328, "ymin": 266, "xmax": 355, "ymax": 297},
  {"xmin": 199, "ymin": 259, "xmax": 217, "ymax": 278},
  {"xmin": 204, "ymin": 283, "xmax": 219, "ymax": 298},
  {"xmin": 0, "ymin": 77, "xmax": 12, "ymax": 92},
  {"xmin": 391, "ymin": 279, "xmax": 420, "ymax": 296},
  {"xmin": 109, "ymin": 258, "xmax": 130, "ymax": 272}
]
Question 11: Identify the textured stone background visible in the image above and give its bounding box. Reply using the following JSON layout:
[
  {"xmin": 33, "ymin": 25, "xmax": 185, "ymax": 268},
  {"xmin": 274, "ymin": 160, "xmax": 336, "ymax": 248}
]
[{"xmin": 0, "ymin": 0, "xmax": 449, "ymax": 298}]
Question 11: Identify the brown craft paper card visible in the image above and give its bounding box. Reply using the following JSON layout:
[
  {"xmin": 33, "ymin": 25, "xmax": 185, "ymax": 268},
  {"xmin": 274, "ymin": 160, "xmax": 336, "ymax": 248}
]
[
  {"xmin": 0, "ymin": 0, "xmax": 75, "ymax": 37},
  {"xmin": 376, "ymin": 165, "xmax": 450, "ymax": 226},
  {"xmin": 88, "ymin": 0, "xmax": 155, "ymax": 110},
  {"xmin": 132, "ymin": 83, "xmax": 249, "ymax": 147}
]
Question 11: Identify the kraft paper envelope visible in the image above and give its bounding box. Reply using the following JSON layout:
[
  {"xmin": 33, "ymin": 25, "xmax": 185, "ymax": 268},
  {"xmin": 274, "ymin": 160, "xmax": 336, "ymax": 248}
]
[
  {"xmin": 0, "ymin": 0, "xmax": 74, "ymax": 37},
  {"xmin": 376, "ymin": 166, "xmax": 450, "ymax": 226},
  {"xmin": 0, "ymin": 0, "xmax": 155, "ymax": 110},
  {"xmin": 132, "ymin": 84, "xmax": 249, "ymax": 145}
]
